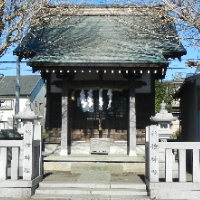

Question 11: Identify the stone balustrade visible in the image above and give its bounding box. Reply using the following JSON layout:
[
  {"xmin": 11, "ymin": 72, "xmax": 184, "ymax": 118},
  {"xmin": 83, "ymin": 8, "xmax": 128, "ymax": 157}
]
[
  {"xmin": 0, "ymin": 122, "xmax": 42, "ymax": 181},
  {"xmin": 146, "ymin": 125, "xmax": 200, "ymax": 199},
  {"xmin": 0, "ymin": 101, "xmax": 43, "ymax": 198}
]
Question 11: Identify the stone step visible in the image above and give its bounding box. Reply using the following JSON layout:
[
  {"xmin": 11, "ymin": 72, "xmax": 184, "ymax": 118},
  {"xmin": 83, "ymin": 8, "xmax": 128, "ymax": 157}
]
[
  {"xmin": 39, "ymin": 181, "xmax": 146, "ymax": 189},
  {"xmin": 43, "ymin": 160, "xmax": 145, "ymax": 173},
  {"xmin": 34, "ymin": 187, "xmax": 148, "ymax": 196},
  {"xmin": 32, "ymin": 193, "xmax": 151, "ymax": 199},
  {"xmin": 71, "ymin": 163, "xmax": 124, "ymax": 174}
]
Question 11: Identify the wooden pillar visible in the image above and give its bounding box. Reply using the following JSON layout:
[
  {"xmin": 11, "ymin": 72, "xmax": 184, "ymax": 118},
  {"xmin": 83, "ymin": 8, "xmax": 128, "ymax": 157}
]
[
  {"xmin": 44, "ymin": 73, "xmax": 51, "ymax": 142},
  {"xmin": 128, "ymin": 77, "xmax": 137, "ymax": 156},
  {"xmin": 60, "ymin": 78, "xmax": 69, "ymax": 155}
]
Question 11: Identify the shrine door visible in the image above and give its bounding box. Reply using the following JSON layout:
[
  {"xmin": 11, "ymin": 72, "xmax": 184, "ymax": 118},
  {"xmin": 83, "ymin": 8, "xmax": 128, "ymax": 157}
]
[{"xmin": 70, "ymin": 89, "xmax": 128, "ymax": 142}]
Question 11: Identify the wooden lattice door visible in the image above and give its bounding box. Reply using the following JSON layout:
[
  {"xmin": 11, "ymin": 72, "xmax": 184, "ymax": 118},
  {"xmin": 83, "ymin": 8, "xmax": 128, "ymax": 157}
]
[{"xmin": 70, "ymin": 89, "xmax": 128, "ymax": 142}]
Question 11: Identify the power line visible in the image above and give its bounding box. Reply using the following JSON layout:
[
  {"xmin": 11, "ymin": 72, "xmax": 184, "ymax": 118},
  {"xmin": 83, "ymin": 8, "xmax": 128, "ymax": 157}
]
[{"xmin": 0, "ymin": 61, "xmax": 27, "ymax": 63}]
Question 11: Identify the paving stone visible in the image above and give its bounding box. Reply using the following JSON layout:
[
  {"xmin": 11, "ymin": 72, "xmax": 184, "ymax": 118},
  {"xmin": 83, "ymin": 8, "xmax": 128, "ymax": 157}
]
[
  {"xmin": 77, "ymin": 171, "xmax": 110, "ymax": 182},
  {"xmin": 71, "ymin": 163, "xmax": 123, "ymax": 174}
]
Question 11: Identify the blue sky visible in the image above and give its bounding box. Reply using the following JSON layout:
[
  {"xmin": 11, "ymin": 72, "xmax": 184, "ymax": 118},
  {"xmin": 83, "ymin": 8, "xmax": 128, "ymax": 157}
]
[
  {"xmin": 164, "ymin": 46, "xmax": 199, "ymax": 80},
  {"xmin": 0, "ymin": 46, "xmax": 199, "ymax": 80},
  {"xmin": 0, "ymin": 0, "xmax": 199, "ymax": 80}
]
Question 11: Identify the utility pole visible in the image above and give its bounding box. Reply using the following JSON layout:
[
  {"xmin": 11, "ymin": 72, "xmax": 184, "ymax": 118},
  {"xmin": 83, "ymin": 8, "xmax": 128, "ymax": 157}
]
[{"xmin": 14, "ymin": 56, "xmax": 21, "ymax": 130}]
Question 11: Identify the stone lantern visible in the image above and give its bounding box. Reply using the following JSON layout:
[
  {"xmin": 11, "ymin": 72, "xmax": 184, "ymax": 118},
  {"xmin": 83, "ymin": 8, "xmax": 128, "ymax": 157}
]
[
  {"xmin": 14, "ymin": 100, "xmax": 41, "ymax": 136},
  {"xmin": 150, "ymin": 101, "xmax": 177, "ymax": 141}
]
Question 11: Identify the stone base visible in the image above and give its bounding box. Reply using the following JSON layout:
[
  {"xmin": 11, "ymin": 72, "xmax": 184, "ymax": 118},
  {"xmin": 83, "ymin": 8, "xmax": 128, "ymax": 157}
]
[
  {"xmin": 60, "ymin": 149, "xmax": 68, "ymax": 156},
  {"xmin": 0, "ymin": 176, "xmax": 42, "ymax": 198},
  {"xmin": 147, "ymin": 181, "xmax": 200, "ymax": 199},
  {"xmin": 0, "ymin": 186, "xmax": 37, "ymax": 198},
  {"xmin": 128, "ymin": 150, "xmax": 137, "ymax": 156}
]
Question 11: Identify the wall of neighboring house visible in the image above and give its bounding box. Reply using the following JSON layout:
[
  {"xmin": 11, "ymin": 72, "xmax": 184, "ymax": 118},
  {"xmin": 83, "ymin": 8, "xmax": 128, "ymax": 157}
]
[
  {"xmin": 170, "ymin": 73, "xmax": 185, "ymax": 136},
  {"xmin": 0, "ymin": 98, "xmax": 29, "ymax": 129},
  {"xmin": 30, "ymin": 78, "xmax": 46, "ymax": 130},
  {"xmin": 180, "ymin": 76, "xmax": 200, "ymax": 142},
  {"xmin": 0, "ymin": 79, "xmax": 46, "ymax": 130}
]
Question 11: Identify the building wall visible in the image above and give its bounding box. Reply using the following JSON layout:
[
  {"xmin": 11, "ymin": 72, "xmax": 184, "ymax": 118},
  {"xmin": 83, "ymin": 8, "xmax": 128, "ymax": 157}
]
[
  {"xmin": 0, "ymin": 97, "xmax": 29, "ymax": 129},
  {"xmin": 0, "ymin": 79, "xmax": 46, "ymax": 130},
  {"xmin": 50, "ymin": 72, "xmax": 152, "ymax": 94},
  {"xmin": 30, "ymin": 79, "xmax": 46, "ymax": 129},
  {"xmin": 180, "ymin": 80, "xmax": 199, "ymax": 141},
  {"xmin": 46, "ymin": 72, "xmax": 154, "ymax": 143}
]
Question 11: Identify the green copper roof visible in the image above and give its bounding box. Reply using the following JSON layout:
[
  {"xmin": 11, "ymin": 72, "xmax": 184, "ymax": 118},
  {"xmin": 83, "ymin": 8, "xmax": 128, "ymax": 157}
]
[{"xmin": 14, "ymin": 14, "xmax": 186, "ymax": 64}]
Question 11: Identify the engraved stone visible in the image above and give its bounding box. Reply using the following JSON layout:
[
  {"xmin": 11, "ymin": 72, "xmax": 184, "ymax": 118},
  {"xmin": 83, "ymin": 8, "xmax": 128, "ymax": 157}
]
[{"xmin": 90, "ymin": 138, "xmax": 110, "ymax": 154}]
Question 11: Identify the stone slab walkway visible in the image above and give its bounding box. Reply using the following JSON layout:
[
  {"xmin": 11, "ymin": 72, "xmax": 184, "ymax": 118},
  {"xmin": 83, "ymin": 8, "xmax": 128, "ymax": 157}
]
[{"xmin": 0, "ymin": 171, "xmax": 192, "ymax": 200}]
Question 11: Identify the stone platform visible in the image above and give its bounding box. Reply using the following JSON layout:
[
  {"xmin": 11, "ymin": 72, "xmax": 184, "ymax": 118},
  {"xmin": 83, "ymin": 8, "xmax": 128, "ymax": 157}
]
[
  {"xmin": 42, "ymin": 143, "xmax": 145, "ymax": 173},
  {"xmin": 43, "ymin": 142, "xmax": 145, "ymax": 156}
]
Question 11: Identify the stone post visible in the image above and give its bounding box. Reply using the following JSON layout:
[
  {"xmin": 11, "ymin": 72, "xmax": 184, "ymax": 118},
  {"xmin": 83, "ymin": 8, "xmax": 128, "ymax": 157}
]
[
  {"xmin": 0, "ymin": 147, "xmax": 7, "ymax": 180},
  {"xmin": 23, "ymin": 123, "xmax": 34, "ymax": 180},
  {"xmin": 34, "ymin": 124, "xmax": 42, "ymax": 176},
  {"xmin": 145, "ymin": 126, "xmax": 150, "ymax": 181},
  {"xmin": 148, "ymin": 125, "xmax": 159, "ymax": 182},
  {"xmin": 11, "ymin": 147, "xmax": 20, "ymax": 180}
]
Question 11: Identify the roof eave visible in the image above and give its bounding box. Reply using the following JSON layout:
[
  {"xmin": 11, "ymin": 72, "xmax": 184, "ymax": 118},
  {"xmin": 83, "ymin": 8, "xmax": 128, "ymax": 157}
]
[
  {"xmin": 27, "ymin": 61, "xmax": 169, "ymax": 71},
  {"xmin": 163, "ymin": 51, "xmax": 187, "ymax": 60}
]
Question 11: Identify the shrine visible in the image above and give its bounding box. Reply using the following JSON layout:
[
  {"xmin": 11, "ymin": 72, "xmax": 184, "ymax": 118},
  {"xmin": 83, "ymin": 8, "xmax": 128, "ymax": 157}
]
[{"xmin": 13, "ymin": 5, "xmax": 186, "ymax": 156}]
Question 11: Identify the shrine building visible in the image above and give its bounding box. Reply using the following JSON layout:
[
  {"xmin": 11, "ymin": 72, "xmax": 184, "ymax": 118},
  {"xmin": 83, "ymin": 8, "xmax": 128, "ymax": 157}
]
[{"xmin": 14, "ymin": 5, "xmax": 186, "ymax": 156}]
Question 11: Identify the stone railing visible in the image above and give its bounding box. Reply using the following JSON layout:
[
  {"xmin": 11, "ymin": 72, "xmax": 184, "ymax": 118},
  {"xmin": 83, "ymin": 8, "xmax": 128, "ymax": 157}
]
[
  {"xmin": 146, "ymin": 125, "xmax": 200, "ymax": 200},
  {"xmin": 0, "ymin": 122, "xmax": 42, "ymax": 198},
  {"xmin": 0, "ymin": 123, "xmax": 42, "ymax": 180}
]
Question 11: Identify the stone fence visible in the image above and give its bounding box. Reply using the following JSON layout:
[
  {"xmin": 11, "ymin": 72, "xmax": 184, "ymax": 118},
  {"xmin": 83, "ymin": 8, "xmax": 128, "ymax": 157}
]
[
  {"xmin": 0, "ymin": 122, "xmax": 43, "ymax": 198},
  {"xmin": 146, "ymin": 125, "xmax": 200, "ymax": 200}
]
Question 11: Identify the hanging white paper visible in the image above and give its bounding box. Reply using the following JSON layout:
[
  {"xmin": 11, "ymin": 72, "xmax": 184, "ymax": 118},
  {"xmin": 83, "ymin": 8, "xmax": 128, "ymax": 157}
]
[
  {"xmin": 80, "ymin": 89, "xmax": 88, "ymax": 112},
  {"xmin": 87, "ymin": 89, "xmax": 94, "ymax": 112},
  {"xmin": 99, "ymin": 89, "xmax": 103, "ymax": 111},
  {"xmin": 107, "ymin": 89, "xmax": 112, "ymax": 110}
]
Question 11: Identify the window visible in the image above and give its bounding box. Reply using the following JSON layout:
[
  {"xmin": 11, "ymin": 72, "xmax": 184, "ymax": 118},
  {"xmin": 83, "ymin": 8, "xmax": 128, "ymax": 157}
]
[{"xmin": 0, "ymin": 99, "xmax": 13, "ymax": 110}]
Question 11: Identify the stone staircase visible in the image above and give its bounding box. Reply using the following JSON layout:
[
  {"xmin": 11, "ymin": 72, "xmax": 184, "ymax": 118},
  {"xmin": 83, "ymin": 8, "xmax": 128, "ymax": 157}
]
[{"xmin": 31, "ymin": 171, "xmax": 150, "ymax": 200}]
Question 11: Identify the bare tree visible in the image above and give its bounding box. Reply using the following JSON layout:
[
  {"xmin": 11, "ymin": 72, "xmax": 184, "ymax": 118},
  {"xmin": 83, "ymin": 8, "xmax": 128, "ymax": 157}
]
[
  {"xmin": 0, "ymin": 0, "xmax": 50, "ymax": 57},
  {"xmin": 138, "ymin": 0, "xmax": 200, "ymax": 67},
  {"xmin": 0, "ymin": 0, "xmax": 102, "ymax": 57},
  {"xmin": 0, "ymin": 0, "xmax": 4, "ymax": 36},
  {"xmin": 34, "ymin": 0, "xmax": 200, "ymax": 49},
  {"xmin": 108, "ymin": 0, "xmax": 199, "ymax": 48},
  {"xmin": 2, "ymin": 0, "xmax": 199, "ymax": 58},
  {"xmin": 185, "ymin": 59, "xmax": 200, "ymax": 67},
  {"xmin": 162, "ymin": 0, "xmax": 199, "ymax": 47}
]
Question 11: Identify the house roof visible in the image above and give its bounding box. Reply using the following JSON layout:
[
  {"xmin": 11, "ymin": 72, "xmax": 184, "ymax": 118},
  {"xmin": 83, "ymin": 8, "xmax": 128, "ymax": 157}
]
[
  {"xmin": 0, "ymin": 75, "xmax": 41, "ymax": 96},
  {"xmin": 175, "ymin": 74, "xmax": 200, "ymax": 98},
  {"xmin": 14, "ymin": 6, "xmax": 186, "ymax": 69}
]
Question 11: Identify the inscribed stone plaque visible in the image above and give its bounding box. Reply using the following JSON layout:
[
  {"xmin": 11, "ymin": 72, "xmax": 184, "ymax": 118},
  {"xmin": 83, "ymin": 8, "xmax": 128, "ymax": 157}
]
[{"xmin": 90, "ymin": 138, "xmax": 110, "ymax": 154}]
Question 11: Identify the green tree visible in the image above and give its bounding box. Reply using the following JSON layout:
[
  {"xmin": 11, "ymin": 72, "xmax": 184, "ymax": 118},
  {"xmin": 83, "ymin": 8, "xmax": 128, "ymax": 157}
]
[{"xmin": 155, "ymin": 80, "xmax": 176, "ymax": 113}]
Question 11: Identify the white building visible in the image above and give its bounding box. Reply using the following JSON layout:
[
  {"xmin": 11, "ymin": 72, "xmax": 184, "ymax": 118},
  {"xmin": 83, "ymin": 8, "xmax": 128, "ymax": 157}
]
[{"xmin": 0, "ymin": 75, "xmax": 46, "ymax": 130}]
